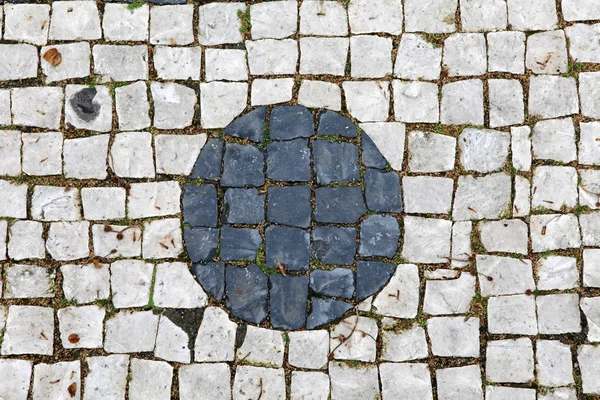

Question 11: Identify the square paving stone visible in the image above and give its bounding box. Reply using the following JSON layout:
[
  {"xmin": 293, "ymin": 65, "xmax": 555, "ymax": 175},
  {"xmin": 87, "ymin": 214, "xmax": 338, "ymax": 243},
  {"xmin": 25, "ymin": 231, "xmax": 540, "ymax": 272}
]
[
  {"xmin": 223, "ymin": 188, "xmax": 265, "ymax": 225},
  {"xmin": 225, "ymin": 264, "xmax": 268, "ymax": 324},
  {"xmin": 182, "ymin": 184, "xmax": 218, "ymax": 228},
  {"xmin": 184, "ymin": 227, "xmax": 219, "ymax": 263},
  {"xmin": 267, "ymin": 186, "xmax": 312, "ymax": 228},
  {"xmin": 309, "ymin": 268, "xmax": 354, "ymax": 299},
  {"xmin": 190, "ymin": 138, "xmax": 223, "ymax": 181},
  {"xmin": 364, "ymin": 169, "xmax": 403, "ymax": 212},
  {"xmin": 220, "ymin": 226, "xmax": 262, "ymax": 262},
  {"xmin": 313, "ymin": 141, "xmax": 360, "ymax": 184},
  {"xmin": 359, "ymin": 215, "xmax": 400, "ymax": 258},
  {"xmin": 266, "ymin": 226, "xmax": 310, "ymax": 271},
  {"xmin": 270, "ymin": 106, "xmax": 315, "ymax": 140},
  {"xmin": 312, "ymin": 227, "xmax": 357, "ymax": 265},
  {"xmin": 317, "ymin": 110, "xmax": 357, "ymax": 138},
  {"xmin": 221, "ymin": 143, "xmax": 265, "ymax": 188},
  {"xmin": 270, "ymin": 275, "xmax": 309, "ymax": 330},
  {"xmin": 266, "ymin": 139, "xmax": 311, "ymax": 182},
  {"xmin": 314, "ymin": 187, "xmax": 366, "ymax": 224}
]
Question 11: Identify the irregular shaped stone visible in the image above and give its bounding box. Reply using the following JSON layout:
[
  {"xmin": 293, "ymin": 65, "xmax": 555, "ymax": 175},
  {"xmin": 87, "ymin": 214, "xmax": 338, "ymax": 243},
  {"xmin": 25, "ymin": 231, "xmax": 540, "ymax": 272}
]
[
  {"xmin": 404, "ymin": 0, "xmax": 457, "ymax": 33},
  {"xmin": 270, "ymin": 275, "xmax": 309, "ymax": 330},
  {"xmin": 155, "ymin": 316, "xmax": 190, "ymax": 364},
  {"xmin": 487, "ymin": 295, "xmax": 538, "ymax": 335},
  {"xmin": 360, "ymin": 123, "xmax": 405, "ymax": 169},
  {"xmin": 459, "ymin": 128, "xmax": 509, "ymax": 172},
  {"xmin": 373, "ymin": 264, "xmax": 420, "ymax": 318},
  {"xmin": 288, "ymin": 331, "xmax": 329, "ymax": 370},
  {"xmin": 223, "ymin": 188, "xmax": 265, "ymax": 224},
  {"xmin": 8, "ymin": 221, "xmax": 45, "ymax": 260},
  {"xmin": 194, "ymin": 307, "xmax": 237, "ymax": 362},
  {"xmin": 528, "ymin": 75, "xmax": 579, "ymax": 119},
  {"xmin": 270, "ymin": 105, "xmax": 314, "ymax": 140},
  {"xmin": 577, "ymin": 345, "xmax": 600, "ymax": 394},
  {"xmin": 0, "ymin": 180, "xmax": 27, "ymax": 219},
  {"xmin": 317, "ymin": 110, "xmax": 356, "ymax": 138},
  {"xmin": 4, "ymin": 4, "xmax": 50, "ymax": 45},
  {"xmin": 1, "ymin": 305, "xmax": 54, "ymax": 356},
  {"xmin": 403, "ymin": 176, "xmax": 454, "ymax": 214},
  {"xmin": 233, "ymin": 366, "xmax": 285, "ymax": 400},
  {"xmin": 486, "ymin": 387, "xmax": 536, "ymax": 400},
  {"xmin": 267, "ymin": 186, "xmax": 312, "ymax": 228},
  {"xmin": 381, "ymin": 326, "xmax": 429, "ymax": 362},
  {"xmin": 155, "ymin": 134, "xmax": 206, "ymax": 176},
  {"xmin": 536, "ymin": 256, "xmax": 579, "ymax": 291},
  {"xmin": 110, "ymin": 260, "xmax": 153, "ymax": 308},
  {"xmin": 394, "ymin": 33, "xmax": 442, "ymax": 80},
  {"xmin": 102, "ymin": 4, "xmax": 149, "ymax": 41},
  {"xmin": 311, "ymin": 227, "xmax": 356, "ymax": 265},
  {"xmin": 200, "ymin": 82, "xmax": 248, "ymax": 129},
  {"xmin": 314, "ymin": 187, "xmax": 366, "ymax": 224},
  {"xmin": 0, "ymin": 44, "xmax": 38, "ymax": 81},
  {"xmin": 565, "ymin": 23, "xmax": 600, "ymax": 63},
  {"xmin": 532, "ymin": 118, "xmax": 577, "ymax": 163},
  {"xmin": 46, "ymin": 221, "xmax": 90, "ymax": 261},
  {"xmin": 532, "ymin": 166, "xmax": 578, "ymax": 211},
  {"xmin": 364, "ymin": 169, "xmax": 403, "ymax": 213},
  {"xmin": 82, "ymin": 187, "xmax": 125, "ymax": 220},
  {"xmin": 109, "ymin": 131, "xmax": 155, "ymax": 178},
  {"xmin": 4, "ymin": 265, "xmax": 55, "ymax": 299},
  {"xmin": 393, "ymin": 80, "xmax": 439, "ymax": 123},
  {"xmin": 225, "ymin": 264, "xmax": 268, "ymax": 324},
  {"xmin": 21, "ymin": 131, "xmax": 62, "ymax": 176},
  {"xmin": 223, "ymin": 106, "xmax": 266, "ymax": 143},
  {"xmin": 104, "ymin": 311, "xmax": 159, "ymax": 353},
  {"xmin": 190, "ymin": 138, "xmax": 223, "ymax": 181},
  {"xmin": 344, "ymin": 82, "xmax": 391, "ymax": 122},
  {"xmin": 32, "ymin": 361, "xmax": 80, "ymax": 400},
  {"xmin": 359, "ymin": 215, "xmax": 400, "ymax": 258},
  {"xmin": 453, "ymin": 173, "xmax": 511, "ymax": 221},
  {"xmin": 150, "ymin": 82, "xmax": 196, "ymax": 130},
  {"xmin": 361, "ymin": 131, "xmax": 387, "ymax": 169},
  {"xmin": 330, "ymin": 316, "xmax": 378, "ymax": 361},
  {"xmin": 128, "ymin": 359, "xmax": 173, "ymax": 400},
  {"xmin": 57, "ymin": 305, "xmax": 105, "ymax": 349},
  {"xmin": 536, "ymin": 340, "xmax": 574, "ymax": 387},
  {"xmin": 237, "ymin": 326, "xmax": 284, "ymax": 367},
  {"xmin": 266, "ymin": 226, "xmax": 310, "ymax": 271},
  {"xmin": 179, "ymin": 364, "xmax": 231, "ymax": 400},
  {"xmin": 61, "ymin": 263, "xmax": 110, "ymax": 304},
  {"xmin": 349, "ymin": 0, "xmax": 403, "ymax": 34},
  {"xmin": 486, "ymin": 338, "xmax": 534, "ymax": 383},
  {"xmin": 93, "ymin": 222, "xmax": 142, "ymax": 262},
  {"xmin": 141, "ymin": 218, "xmax": 183, "ymax": 259},
  {"xmin": 221, "ymin": 143, "xmax": 264, "ymax": 187},
  {"xmin": 300, "ymin": 0, "xmax": 348, "ymax": 36},
  {"xmin": 115, "ymin": 81, "xmax": 151, "ymax": 131},
  {"xmin": 198, "ymin": 3, "xmax": 245, "ymax": 46},
  {"xmin": 310, "ymin": 268, "xmax": 354, "ymax": 299},
  {"xmin": 266, "ymin": 139, "xmax": 311, "ymax": 182},
  {"xmin": 306, "ymin": 298, "xmax": 352, "ymax": 330},
  {"xmin": 526, "ymin": 30, "xmax": 568, "ymax": 75},
  {"xmin": 355, "ymin": 261, "xmax": 397, "ymax": 301},
  {"xmin": 408, "ymin": 131, "xmax": 456, "ymax": 172},
  {"xmin": 220, "ymin": 226, "xmax": 262, "ymax": 262},
  {"xmin": 441, "ymin": 79, "xmax": 484, "ymax": 125},
  {"xmin": 478, "ymin": 219, "xmax": 529, "ymax": 255},
  {"xmin": 476, "ymin": 255, "xmax": 535, "ymax": 296},
  {"xmin": 313, "ymin": 141, "xmax": 360, "ymax": 184},
  {"xmin": 182, "ymin": 184, "xmax": 218, "ymax": 228},
  {"xmin": 251, "ymin": 78, "xmax": 294, "ymax": 106},
  {"xmin": 443, "ymin": 33, "xmax": 487, "ymax": 77},
  {"xmin": 154, "ymin": 47, "xmax": 201, "ymax": 80},
  {"xmin": 530, "ymin": 214, "xmax": 581, "ymax": 252},
  {"xmin": 428, "ymin": 317, "xmax": 480, "ymax": 357},
  {"xmin": 423, "ymin": 274, "xmax": 476, "ymax": 315},
  {"xmin": 380, "ymin": 363, "xmax": 432, "ymax": 400},
  {"xmin": 84, "ymin": 355, "xmax": 129, "ymax": 400},
  {"xmin": 153, "ymin": 262, "xmax": 207, "ymax": 309}
]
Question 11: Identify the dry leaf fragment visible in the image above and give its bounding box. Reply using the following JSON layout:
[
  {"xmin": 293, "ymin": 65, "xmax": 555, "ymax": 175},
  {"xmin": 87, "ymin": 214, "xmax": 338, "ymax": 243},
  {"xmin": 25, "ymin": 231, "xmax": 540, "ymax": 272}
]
[
  {"xmin": 67, "ymin": 382, "xmax": 77, "ymax": 397},
  {"xmin": 68, "ymin": 334, "xmax": 80, "ymax": 344},
  {"xmin": 92, "ymin": 259, "xmax": 102, "ymax": 269},
  {"xmin": 43, "ymin": 48, "xmax": 62, "ymax": 67},
  {"xmin": 541, "ymin": 226, "xmax": 547, "ymax": 235},
  {"xmin": 276, "ymin": 262, "xmax": 287, "ymax": 276}
]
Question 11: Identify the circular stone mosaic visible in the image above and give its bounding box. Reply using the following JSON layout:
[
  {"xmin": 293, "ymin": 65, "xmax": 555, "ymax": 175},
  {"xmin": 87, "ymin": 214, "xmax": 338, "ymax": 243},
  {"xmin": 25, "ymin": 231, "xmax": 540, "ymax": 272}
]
[{"xmin": 184, "ymin": 106, "xmax": 403, "ymax": 330}]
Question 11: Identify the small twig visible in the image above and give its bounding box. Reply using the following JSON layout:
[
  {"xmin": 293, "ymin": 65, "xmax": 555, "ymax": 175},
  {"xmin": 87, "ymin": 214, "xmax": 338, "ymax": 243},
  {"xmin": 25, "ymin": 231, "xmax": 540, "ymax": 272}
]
[{"xmin": 256, "ymin": 378, "xmax": 263, "ymax": 400}]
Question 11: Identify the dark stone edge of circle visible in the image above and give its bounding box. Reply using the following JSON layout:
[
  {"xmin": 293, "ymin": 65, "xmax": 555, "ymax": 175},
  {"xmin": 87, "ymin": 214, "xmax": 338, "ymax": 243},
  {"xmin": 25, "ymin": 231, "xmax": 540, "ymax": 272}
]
[{"xmin": 185, "ymin": 105, "xmax": 403, "ymax": 330}]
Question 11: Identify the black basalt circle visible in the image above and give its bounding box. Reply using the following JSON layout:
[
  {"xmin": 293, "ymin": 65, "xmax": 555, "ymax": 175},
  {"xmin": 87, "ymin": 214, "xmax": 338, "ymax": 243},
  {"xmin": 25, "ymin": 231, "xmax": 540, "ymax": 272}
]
[{"xmin": 185, "ymin": 106, "xmax": 403, "ymax": 330}]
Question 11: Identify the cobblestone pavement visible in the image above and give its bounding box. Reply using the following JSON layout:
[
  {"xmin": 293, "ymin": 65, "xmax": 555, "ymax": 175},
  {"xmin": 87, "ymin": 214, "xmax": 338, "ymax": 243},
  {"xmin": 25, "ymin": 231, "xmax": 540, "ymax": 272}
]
[{"xmin": 0, "ymin": 0, "xmax": 600, "ymax": 399}]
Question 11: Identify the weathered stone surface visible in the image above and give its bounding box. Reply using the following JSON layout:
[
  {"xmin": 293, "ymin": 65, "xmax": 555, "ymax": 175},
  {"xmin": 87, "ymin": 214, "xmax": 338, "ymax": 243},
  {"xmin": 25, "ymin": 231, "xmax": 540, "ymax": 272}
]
[
  {"xmin": 115, "ymin": 82, "xmax": 151, "ymax": 131},
  {"xmin": 330, "ymin": 316, "xmax": 378, "ymax": 362},
  {"xmin": 306, "ymin": 298, "xmax": 352, "ymax": 330},
  {"xmin": 32, "ymin": 361, "xmax": 80, "ymax": 400},
  {"xmin": 221, "ymin": 144, "xmax": 264, "ymax": 187},
  {"xmin": 428, "ymin": 317, "xmax": 480, "ymax": 357},
  {"xmin": 237, "ymin": 326, "xmax": 284, "ymax": 368},
  {"xmin": 194, "ymin": 307, "xmax": 236, "ymax": 362},
  {"xmin": 4, "ymin": 264, "xmax": 54, "ymax": 299},
  {"xmin": 200, "ymin": 82, "xmax": 248, "ymax": 129},
  {"xmin": 103, "ymin": 4, "xmax": 148, "ymax": 41},
  {"xmin": 404, "ymin": 0, "xmax": 457, "ymax": 33},
  {"xmin": 110, "ymin": 131, "xmax": 155, "ymax": 178},
  {"xmin": 532, "ymin": 118, "xmax": 577, "ymax": 163},
  {"xmin": 310, "ymin": 268, "xmax": 354, "ymax": 299},
  {"xmin": 531, "ymin": 166, "xmax": 579, "ymax": 211},
  {"xmin": 356, "ymin": 261, "xmax": 397, "ymax": 301},
  {"xmin": 288, "ymin": 330, "xmax": 329, "ymax": 370},
  {"xmin": 343, "ymin": 82, "xmax": 390, "ymax": 122},
  {"xmin": 266, "ymin": 226, "xmax": 310, "ymax": 271},
  {"xmin": 183, "ymin": 184, "xmax": 218, "ymax": 228},
  {"xmin": 105, "ymin": 311, "xmax": 159, "ymax": 353},
  {"xmin": 84, "ymin": 355, "xmax": 129, "ymax": 400},
  {"xmin": 155, "ymin": 316, "xmax": 190, "ymax": 364},
  {"xmin": 225, "ymin": 264, "xmax": 268, "ymax": 324},
  {"xmin": 380, "ymin": 363, "xmax": 432, "ymax": 400},
  {"xmin": 530, "ymin": 214, "xmax": 581, "ymax": 252},
  {"xmin": 394, "ymin": 33, "xmax": 442, "ymax": 80},
  {"xmin": 270, "ymin": 275, "xmax": 308, "ymax": 330},
  {"xmin": 128, "ymin": 359, "xmax": 173, "ymax": 400},
  {"xmin": 488, "ymin": 295, "xmax": 537, "ymax": 335},
  {"xmin": 291, "ymin": 371, "xmax": 329, "ymax": 400},
  {"xmin": 489, "ymin": 79, "xmax": 525, "ymax": 127},
  {"xmin": 529, "ymin": 75, "xmax": 579, "ymax": 119},
  {"xmin": 393, "ymin": 80, "xmax": 439, "ymax": 123},
  {"xmin": 223, "ymin": 106, "xmax": 266, "ymax": 143},
  {"xmin": 537, "ymin": 294, "xmax": 581, "ymax": 334},
  {"xmin": 441, "ymin": 79, "xmax": 484, "ymax": 125},
  {"xmin": 330, "ymin": 362, "xmax": 380, "ymax": 400},
  {"xmin": 223, "ymin": 188, "xmax": 265, "ymax": 225},
  {"xmin": 153, "ymin": 262, "xmax": 207, "ymax": 309},
  {"xmin": 46, "ymin": 221, "xmax": 90, "ymax": 261},
  {"xmin": 268, "ymin": 186, "xmax": 312, "ymax": 228},
  {"xmin": 267, "ymin": 139, "xmax": 311, "ymax": 182},
  {"xmin": 364, "ymin": 169, "xmax": 403, "ymax": 212},
  {"xmin": 198, "ymin": 3, "xmax": 245, "ymax": 46},
  {"xmin": 437, "ymin": 365, "xmax": 483, "ymax": 400},
  {"xmin": 49, "ymin": 1, "xmax": 101, "ymax": 40},
  {"xmin": 403, "ymin": 217, "xmax": 452, "ymax": 264},
  {"xmin": 478, "ymin": 219, "xmax": 528, "ymax": 255},
  {"xmin": 179, "ymin": 364, "xmax": 231, "ymax": 400},
  {"xmin": 536, "ymin": 340, "xmax": 574, "ymax": 387},
  {"xmin": 233, "ymin": 366, "xmax": 285, "ymax": 400},
  {"xmin": 110, "ymin": 260, "xmax": 153, "ymax": 308},
  {"xmin": 190, "ymin": 139, "xmax": 223, "ymax": 181},
  {"xmin": 1, "ymin": 306, "xmax": 54, "ymax": 356},
  {"xmin": 220, "ymin": 226, "xmax": 262, "ymax": 262},
  {"xmin": 155, "ymin": 134, "xmax": 207, "ymax": 176},
  {"xmin": 359, "ymin": 215, "xmax": 400, "ymax": 258},
  {"xmin": 350, "ymin": 35, "xmax": 393, "ymax": 78},
  {"xmin": 408, "ymin": 131, "xmax": 456, "ymax": 172},
  {"xmin": 360, "ymin": 123, "xmax": 406, "ymax": 169},
  {"xmin": 311, "ymin": 226, "xmax": 356, "ymax": 265},
  {"xmin": 486, "ymin": 338, "xmax": 534, "ymax": 383},
  {"xmin": 460, "ymin": 0, "xmax": 507, "ymax": 31},
  {"xmin": 403, "ymin": 176, "xmax": 454, "ymax": 214},
  {"xmin": 314, "ymin": 187, "xmax": 366, "ymax": 224},
  {"xmin": 57, "ymin": 305, "xmax": 105, "ymax": 349},
  {"xmin": 381, "ymin": 326, "xmax": 428, "ymax": 362},
  {"xmin": 578, "ymin": 345, "xmax": 600, "ymax": 394},
  {"xmin": 61, "ymin": 263, "xmax": 110, "ymax": 304},
  {"xmin": 443, "ymin": 33, "xmax": 487, "ymax": 77},
  {"xmin": 300, "ymin": 37, "xmax": 349, "ymax": 76},
  {"xmin": 141, "ymin": 218, "xmax": 183, "ymax": 259},
  {"xmin": 373, "ymin": 264, "xmax": 420, "ymax": 318},
  {"xmin": 453, "ymin": 173, "xmax": 511, "ymax": 221},
  {"xmin": 12, "ymin": 87, "xmax": 63, "ymax": 129},
  {"xmin": 423, "ymin": 274, "xmax": 476, "ymax": 315},
  {"xmin": 476, "ymin": 255, "xmax": 535, "ymax": 296}
]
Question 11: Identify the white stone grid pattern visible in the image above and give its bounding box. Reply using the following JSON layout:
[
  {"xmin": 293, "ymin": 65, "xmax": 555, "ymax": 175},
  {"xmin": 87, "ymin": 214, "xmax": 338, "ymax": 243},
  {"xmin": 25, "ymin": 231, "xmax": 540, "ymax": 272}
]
[{"xmin": 0, "ymin": 0, "xmax": 599, "ymax": 399}]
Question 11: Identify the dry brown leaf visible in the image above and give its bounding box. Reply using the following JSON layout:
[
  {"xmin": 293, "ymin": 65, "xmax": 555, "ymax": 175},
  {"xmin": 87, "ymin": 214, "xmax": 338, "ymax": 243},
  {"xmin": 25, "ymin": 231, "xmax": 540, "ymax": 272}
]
[
  {"xmin": 276, "ymin": 262, "xmax": 287, "ymax": 276},
  {"xmin": 68, "ymin": 334, "xmax": 80, "ymax": 344},
  {"xmin": 67, "ymin": 382, "xmax": 77, "ymax": 397},
  {"xmin": 43, "ymin": 48, "xmax": 62, "ymax": 67}
]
